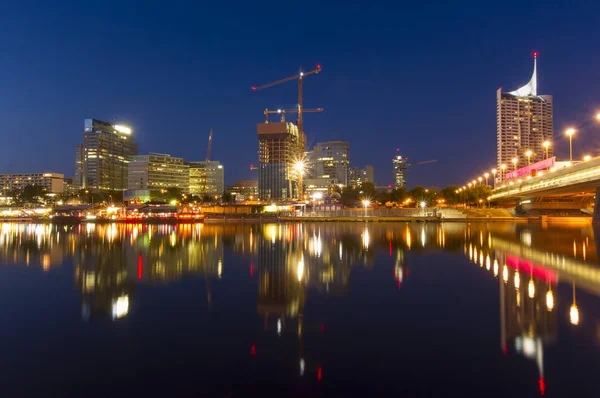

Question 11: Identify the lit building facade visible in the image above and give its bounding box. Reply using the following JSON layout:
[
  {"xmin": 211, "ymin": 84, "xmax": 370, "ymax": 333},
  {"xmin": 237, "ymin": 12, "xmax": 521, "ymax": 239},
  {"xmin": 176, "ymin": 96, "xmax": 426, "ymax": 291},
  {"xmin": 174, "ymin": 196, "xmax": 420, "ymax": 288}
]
[
  {"xmin": 74, "ymin": 144, "xmax": 83, "ymax": 188},
  {"xmin": 226, "ymin": 179, "xmax": 258, "ymax": 200},
  {"xmin": 257, "ymin": 122, "xmax": 305, "ymax": 200},
  {"xmin": 128, "ymin": 153, "xmax": 190, "ymax": 192},
  {"xmin": 188, "ymin": 161, "xmax": 224, "ymax": 197},
  {"xmin": 78, "ymin": 119, "xmax": 138, "ymax": 190},
  {"xmin": 348, "ymin": 165, "xmax": 374, "ymax": 188},
  {"xmin": 307, "ymin": 141, "xmax": 349, "ymax": 186},
  {"xmin": 497, "ymin": 54, "xmax": 553, "ymax": 171},
  {"xmin": 393, "ymin": 155, "xmax": 408, "ymax": 188},
  {"xmin": 0, "ymin": 172, "xmax": 64, "ymax": 195}
]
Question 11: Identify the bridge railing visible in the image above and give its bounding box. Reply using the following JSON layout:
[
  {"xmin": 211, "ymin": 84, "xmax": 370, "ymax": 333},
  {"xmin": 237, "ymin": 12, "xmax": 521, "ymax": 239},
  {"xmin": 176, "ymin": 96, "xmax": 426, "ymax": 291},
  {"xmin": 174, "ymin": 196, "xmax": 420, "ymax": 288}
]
[{"xmin": 490, "ymin": 160, "xmax": 600, "ymax": 200}]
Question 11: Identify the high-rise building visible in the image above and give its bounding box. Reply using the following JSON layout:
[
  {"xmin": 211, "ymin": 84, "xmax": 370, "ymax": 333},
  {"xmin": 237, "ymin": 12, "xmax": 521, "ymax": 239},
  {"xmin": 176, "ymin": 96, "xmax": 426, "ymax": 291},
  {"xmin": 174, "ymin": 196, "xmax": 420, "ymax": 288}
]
[
  {"xmin": 257, "ymin": 122, "xmax": 305, "ymax": 200},
  {"xmin": 74, "ymin": 144, "xmax": 83, "ymax": 188},
  {"xmin": 78, "ymin": 119, "xmax": 138, "ymax": 190},
  {"xmin": 497, "ymin": 53, "xmax": 553, "ymax": 171},
  {"xmin": 308, "ymin": 141, "xmax": 350, "ymax": 186},
  {"xmin": 128, "ymin": 153, "xmax": 190, "ymax": 192},
  {"xmin": 393, "ymin": 155, "xmax": 408, "ymax": 188},
  {"xmin": 348, "ymin": 165, "xmax": 374, "ymax": 188},
  {"xmin": 0, "ymin": 172, "xmax": 64, "ymax": 196},
  {"xmin": 188, "ymin": 161, "xmax": 224, "ymax": 197}
]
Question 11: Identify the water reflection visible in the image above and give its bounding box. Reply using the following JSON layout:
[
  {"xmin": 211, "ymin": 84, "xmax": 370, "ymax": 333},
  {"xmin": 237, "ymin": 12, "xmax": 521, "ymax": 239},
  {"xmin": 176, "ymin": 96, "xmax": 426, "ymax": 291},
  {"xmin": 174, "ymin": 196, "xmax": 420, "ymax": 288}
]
[{"xmin": 1, "ymin": 221, "xmax": 600, "ymax": 394}]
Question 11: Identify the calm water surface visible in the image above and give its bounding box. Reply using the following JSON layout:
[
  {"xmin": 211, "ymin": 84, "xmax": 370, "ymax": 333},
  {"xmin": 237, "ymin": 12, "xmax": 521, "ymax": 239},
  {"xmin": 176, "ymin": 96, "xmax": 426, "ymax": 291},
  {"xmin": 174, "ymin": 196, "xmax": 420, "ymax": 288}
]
[{"xmin": 0, "ymin": 221, "xmax": 599, "ymax": 397}]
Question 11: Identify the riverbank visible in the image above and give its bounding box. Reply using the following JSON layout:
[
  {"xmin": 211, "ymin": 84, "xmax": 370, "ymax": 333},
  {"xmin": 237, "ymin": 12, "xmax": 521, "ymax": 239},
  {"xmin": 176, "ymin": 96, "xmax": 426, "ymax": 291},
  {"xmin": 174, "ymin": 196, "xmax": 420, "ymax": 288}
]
[{"xmin": 0, "ymin": 214, "xmax": 592, "ymax": 225}]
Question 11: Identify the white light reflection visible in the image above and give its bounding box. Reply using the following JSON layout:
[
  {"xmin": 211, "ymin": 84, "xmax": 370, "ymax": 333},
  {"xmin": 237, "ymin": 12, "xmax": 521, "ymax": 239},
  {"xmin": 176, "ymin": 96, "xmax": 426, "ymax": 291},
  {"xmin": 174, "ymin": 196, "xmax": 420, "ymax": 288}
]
[
  {"xmin": 528, "ymin": 279, "xmax": 535, "ymax": 298},
  {"xmin": 362, "ymin": 228, "xmax": 370, "ymax": 250},
  {"xmin": 297, "ymin": 255, "xmax": 304, "ymax": 282},
  {"xmin": 112, "ymin": 295, "xmax": 129, "ymax": 320},
  {"xmin": 546, "ymin": 289, "xmax": 554, "ymax": 311}
]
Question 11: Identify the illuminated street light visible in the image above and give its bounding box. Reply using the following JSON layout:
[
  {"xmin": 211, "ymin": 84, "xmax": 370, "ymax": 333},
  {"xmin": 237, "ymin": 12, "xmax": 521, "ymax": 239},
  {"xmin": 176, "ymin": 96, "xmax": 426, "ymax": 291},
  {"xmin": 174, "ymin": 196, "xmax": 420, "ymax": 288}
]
[
  {"xmin": 500, "ymin": 164, "xmax": 507, "ymax": 181},
  {"xmin": 543, "ymin": 141, "xmax": 551, "ymax": 161},
  {"xmin": 478, "ymin": 177, "xmax": 483, "ymax": 185},
  {"xmin": 596, "ymin": 112, "xmax": 600, "ymax": 121},
  {"xmin": 565, "ymin": 128, "xmax": 575, "ymax": 161},
  {"xmin": 525, "ymin": 150, "xmax": 532, "ymax": 165},
  {"xmin": 468, "ymin": 183, "xmax": 472, "ymax": 188},
  {"xmin": 484, "ymin": 172, "xmax": 489, "ymax": 186},
  {"xmin": 472, "ymin": 180, "xmax": 477, "ymax": 186},
  {"xmin": 295, "ymin": 160, "xmax": 306, "ymax": 200},
  {"xmin": 491, "ymin": 169, "xmax": 497, "ymax": 189},
  {"xmin": 584, "ymin": 155, "xmax": 592, "ymax": 162},
  {"xmin": 512, "ymin": 157, "xmax": 518, "ymax": 171},
  {"xmin": 362, "ymin": 199, "xmax": 370, "ymax": 217}
]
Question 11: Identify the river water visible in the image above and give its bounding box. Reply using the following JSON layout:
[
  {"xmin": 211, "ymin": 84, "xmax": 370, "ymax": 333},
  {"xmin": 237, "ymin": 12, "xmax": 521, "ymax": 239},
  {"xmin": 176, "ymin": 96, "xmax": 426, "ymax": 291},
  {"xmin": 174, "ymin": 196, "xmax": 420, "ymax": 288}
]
[{"xmin": 0, "ymin": 221, "xmax": 598, "ymax": 397}]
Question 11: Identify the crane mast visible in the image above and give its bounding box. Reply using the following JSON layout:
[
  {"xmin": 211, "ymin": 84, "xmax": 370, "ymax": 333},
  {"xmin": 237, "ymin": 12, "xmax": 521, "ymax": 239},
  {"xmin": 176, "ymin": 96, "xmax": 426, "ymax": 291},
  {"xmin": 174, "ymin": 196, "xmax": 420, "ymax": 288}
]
[
  {"xmin": 206, "ymin": 128, "xmax": 213, "ymax": 162},
  {"xmin": 252, "ymin": 65, "xmax": 322, "ymax": 200}
]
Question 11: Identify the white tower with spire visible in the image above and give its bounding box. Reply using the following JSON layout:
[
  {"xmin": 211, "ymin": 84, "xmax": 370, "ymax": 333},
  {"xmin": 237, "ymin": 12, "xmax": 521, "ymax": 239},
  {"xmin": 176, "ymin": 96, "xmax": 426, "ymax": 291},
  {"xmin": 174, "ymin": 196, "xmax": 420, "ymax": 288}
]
[{"xmin": 497, "ymin": 52, "xmax": 553, "ymax": 173}]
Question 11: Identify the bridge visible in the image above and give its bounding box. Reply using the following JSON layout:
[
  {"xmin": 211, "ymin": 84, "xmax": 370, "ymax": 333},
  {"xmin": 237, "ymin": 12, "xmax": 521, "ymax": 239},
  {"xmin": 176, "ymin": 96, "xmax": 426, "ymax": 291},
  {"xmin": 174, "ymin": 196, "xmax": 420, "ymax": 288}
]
[{"xmin": 489, "ymin": 157, "xmax": 600, "ymax": 220}]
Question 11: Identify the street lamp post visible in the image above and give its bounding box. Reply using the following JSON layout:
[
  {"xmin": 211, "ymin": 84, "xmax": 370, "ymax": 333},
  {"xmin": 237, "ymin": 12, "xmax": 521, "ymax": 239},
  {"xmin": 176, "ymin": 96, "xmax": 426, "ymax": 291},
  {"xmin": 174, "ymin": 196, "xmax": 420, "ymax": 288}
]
[
  {"xmin": 566, "ymin": 128, "xmax": 575, "ymax": 162},
  {"xmin": 491, "ymin": 169, "xmax": 497, "ymax": 189},
  {"xmin": 525, "ymin": 150, "xmax": 532, "ymax": 166},
  {"xmin": 478, "ymin": 177, "xmax": 483, "ymax": 186},
  {"xmin": 543, "ymin": 141, "xmax": 551, "ymax": 170},
  {"xmin": 295, "ymin": 161, "xmax": 305, "ymax": 200},
  {"xmin": 484, "ymin": 172, "xmax": 489, "ymax": 186},
  {"xmin": 362, "ymin": 199, "xmax": 370, "ymax": 217},
  {"xmin": 500, "ymin": 164, "xmax": 506, "ymax": 182},
  {"xmin": 512, "ymin": 157, "xmax": 518, "ymax": 172}
]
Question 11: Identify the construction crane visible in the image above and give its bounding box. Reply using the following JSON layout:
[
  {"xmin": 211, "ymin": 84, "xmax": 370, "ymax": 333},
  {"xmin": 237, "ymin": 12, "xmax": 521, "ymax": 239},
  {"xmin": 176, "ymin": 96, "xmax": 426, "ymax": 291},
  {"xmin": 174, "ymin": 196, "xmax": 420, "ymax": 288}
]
[
  {"xmin": 264, "ymin": 108, "xmax": 323, "ymax": 123},
  {"xmin": 252, "ymin": 64, "xmax": 322, "ymax": 138},
  {"xmin": 206, "ymin": 128, "xmax": 213, "ymax": 162},
  {"xmin": 409, "ymin": 159, "xmax": 437, "ymax": 167}
]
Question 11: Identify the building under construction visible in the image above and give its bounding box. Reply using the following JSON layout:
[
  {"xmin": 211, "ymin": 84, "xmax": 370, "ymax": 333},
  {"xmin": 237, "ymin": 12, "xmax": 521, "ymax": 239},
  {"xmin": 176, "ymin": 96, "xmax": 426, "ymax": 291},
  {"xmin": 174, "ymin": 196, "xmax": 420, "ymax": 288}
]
[{"xmin": 258, "ymin": 122, "xmax": 305, "ymax": 200}]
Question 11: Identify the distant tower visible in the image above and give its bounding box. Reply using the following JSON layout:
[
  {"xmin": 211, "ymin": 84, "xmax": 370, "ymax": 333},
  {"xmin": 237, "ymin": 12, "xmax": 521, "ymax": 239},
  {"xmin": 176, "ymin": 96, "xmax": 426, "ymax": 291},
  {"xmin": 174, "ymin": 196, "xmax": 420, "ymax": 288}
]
[
  {"xmin": 392, "ymin": 149, "xmax": 408, "ymax": 189},
  {"xmin": 497, "ymin": 53, "xmax": 553, "ymax": 172}
]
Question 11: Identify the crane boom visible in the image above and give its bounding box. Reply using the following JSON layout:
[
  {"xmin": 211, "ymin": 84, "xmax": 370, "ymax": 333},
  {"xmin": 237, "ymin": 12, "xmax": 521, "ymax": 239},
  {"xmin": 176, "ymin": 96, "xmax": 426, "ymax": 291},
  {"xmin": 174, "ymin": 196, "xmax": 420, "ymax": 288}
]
[
  {"xmin": 206, "ymin": 128, "xmax": 213, "ymax": 162},
  {"xmin": 251, "ymin": 66, "xmax": 321, "ymax": 91},
  {"xmin": 251, "ymin": 65, "xmax": 321, "ymax": 139},
  {"xmin": 410, "ymin": 159, "xmax": 437, "ymax": 166}
]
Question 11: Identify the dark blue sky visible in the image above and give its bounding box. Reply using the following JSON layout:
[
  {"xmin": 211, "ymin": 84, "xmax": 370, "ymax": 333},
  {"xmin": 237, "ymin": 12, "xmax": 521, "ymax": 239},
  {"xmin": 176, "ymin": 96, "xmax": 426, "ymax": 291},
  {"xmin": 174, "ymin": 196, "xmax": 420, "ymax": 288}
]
[{"xmin": 1, "ymin": 1, "xmax": 599, "ymax": 187}]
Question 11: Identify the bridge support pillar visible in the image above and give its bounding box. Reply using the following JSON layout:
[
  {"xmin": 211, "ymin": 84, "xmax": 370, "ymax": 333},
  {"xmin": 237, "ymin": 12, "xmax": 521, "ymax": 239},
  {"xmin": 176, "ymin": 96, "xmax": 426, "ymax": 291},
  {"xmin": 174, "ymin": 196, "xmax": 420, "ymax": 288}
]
[{"xmin": 593, "ymin": 188, "xmax": 600, "ymax": 224}]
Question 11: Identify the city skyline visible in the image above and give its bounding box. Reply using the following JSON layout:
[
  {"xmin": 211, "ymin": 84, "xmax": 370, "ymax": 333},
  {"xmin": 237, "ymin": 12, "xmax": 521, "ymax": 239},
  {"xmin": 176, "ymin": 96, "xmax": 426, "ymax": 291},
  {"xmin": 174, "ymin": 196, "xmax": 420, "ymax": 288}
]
[{"xmin": 1, "ymin": 3, "xmax": 600, "ymax": 188}]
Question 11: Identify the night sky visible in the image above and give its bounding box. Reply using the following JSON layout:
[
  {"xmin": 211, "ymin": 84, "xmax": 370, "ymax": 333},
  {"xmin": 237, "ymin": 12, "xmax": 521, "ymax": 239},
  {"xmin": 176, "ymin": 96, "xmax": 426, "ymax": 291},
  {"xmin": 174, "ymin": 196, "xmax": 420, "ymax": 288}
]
[{"xmin": 2, "ymin": 1, "xmax": 599, "ymax": 188}]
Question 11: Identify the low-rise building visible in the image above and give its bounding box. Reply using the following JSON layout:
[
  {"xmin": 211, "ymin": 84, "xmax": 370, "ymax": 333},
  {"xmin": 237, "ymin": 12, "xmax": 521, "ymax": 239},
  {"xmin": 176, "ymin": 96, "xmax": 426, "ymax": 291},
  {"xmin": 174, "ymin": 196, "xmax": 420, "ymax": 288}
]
[
  {"xmin": 226, "ymin": 179, "xmax": 258, "ymax": 200},
  {"xmin": 0, "ymin": 172, "xmax": 64, "ymax": 195},
  {"xmin": 304, "ymin": 178, "xmax": 336, "ymax": 199}
]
